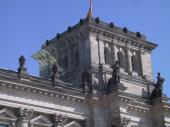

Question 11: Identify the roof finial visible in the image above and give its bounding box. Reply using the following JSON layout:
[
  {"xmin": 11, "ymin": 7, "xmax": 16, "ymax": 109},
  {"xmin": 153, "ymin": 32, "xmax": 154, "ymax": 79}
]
[{"xmin": 87, "ymin": 0, "xmax": 93, "ymax": 18}]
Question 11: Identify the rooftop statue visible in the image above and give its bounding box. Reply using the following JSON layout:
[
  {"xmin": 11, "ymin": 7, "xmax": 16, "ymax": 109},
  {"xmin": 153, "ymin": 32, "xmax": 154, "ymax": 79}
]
[
  {"xmin": 18, "ymin": 55, "xmax": 27, "ymax": 74},
  {"xmin": 81, "ymin": 70, "xmax": 93, "ymax": 94},
  {"xmin": 151, "ymin": 72, "xmax": 165, "ymax": 99},
  {"xmin": 106, "ymin": 61, "xmax": 120, "ymax": 93},
  {"xmin": 51, "ymin": 63, "xmax": 58, "ymax": 85}
]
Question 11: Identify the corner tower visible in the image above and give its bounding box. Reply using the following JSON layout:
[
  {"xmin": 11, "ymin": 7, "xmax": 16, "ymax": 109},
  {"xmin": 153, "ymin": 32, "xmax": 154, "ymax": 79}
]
[{"xmin": 32, "ymin": 17, "xmax": 157, "ymax": 88}]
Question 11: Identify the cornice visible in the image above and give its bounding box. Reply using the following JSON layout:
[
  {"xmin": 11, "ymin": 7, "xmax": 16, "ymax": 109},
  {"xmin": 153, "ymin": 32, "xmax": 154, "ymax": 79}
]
[
  {"xmin": 88, "ymin": 25, "xmax": 157, "ymax": 52},
  {"xmin": 0, "ymin": 69, "xmax": 86, "ymax": 104}
]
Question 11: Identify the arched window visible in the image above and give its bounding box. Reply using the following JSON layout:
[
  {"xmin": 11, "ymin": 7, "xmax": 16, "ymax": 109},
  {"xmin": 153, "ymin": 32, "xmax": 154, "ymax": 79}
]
[
  {"xmin": 62, "ymin": 55, "xmax": 68, "ymax": 71},
  {"xmin": 73, "ymin": 46, "xmax": 79, "ymax": 67},
  {"xmin": 131, "ymin": 54, "xmax": 139, "ymax": 72},
  {"xmin": 117, "ymin": 51, "xmax": 126, "ymax": 69},
  {"xmin": 104, "ymin": 47, "xmax": 112, "ymax": 65}
]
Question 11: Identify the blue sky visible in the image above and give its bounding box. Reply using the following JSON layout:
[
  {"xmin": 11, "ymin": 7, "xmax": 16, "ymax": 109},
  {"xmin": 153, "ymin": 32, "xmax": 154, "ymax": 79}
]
[{"xmin": 0, "ymin": 0, "xmax": 170, "ymax": 97}]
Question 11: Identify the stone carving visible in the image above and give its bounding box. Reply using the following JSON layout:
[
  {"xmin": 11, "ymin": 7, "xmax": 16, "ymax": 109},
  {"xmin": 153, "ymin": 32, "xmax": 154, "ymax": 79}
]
[
  {"xmin": 109, "ymin": 22, "xmax": 114, "ymax": 28},
  {"xmin": 19, "ymin": 107, "xmax": 33, "ymax": 122},
  {"xmin": 151, "ymin": 72, "xmax": 165, "ymax": 99},
  {"xmin": 51, "ymin": 63, "xmax": 58, "ymax": 85},
  {"xmin": 18, "ymin": 55, "xmax": 27, "ymax": 74},
  {"xmin": 54, "ymin": 114, "xmax": 67, "ymax": 127},
  {"xmin": 120, "ymin": 117, "xmax": 130, "ymax": 127},
  {"xmin": 136, "ymin": 32, "xmax": 141, "ymax": 38},
  {"xmin": 156, "ymin": 72, "xmax": 165, "ymax": 92},
  {"xmin": 81, "ymin": 70, "xmax": 93, "ymax": 94},
  {"xmin": 106, "ymin": 61, "xmax": 120, "ymax": 93},
  {"xmin": 112, "ymin": 61, "xmax": 120, "ymax": 84}
]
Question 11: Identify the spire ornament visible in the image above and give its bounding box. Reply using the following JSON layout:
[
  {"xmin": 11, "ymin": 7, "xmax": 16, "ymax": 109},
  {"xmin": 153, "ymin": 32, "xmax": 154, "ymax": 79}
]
[{"xmin": 87, "ymin": 0, "xmax": 93, "ymax": 18}]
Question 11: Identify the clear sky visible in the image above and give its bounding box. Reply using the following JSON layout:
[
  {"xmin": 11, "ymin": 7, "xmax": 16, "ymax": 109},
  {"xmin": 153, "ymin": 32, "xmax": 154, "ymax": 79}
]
[{"xmin": 0, "ymin": 0, "xmax": 169, "ymax": 97}]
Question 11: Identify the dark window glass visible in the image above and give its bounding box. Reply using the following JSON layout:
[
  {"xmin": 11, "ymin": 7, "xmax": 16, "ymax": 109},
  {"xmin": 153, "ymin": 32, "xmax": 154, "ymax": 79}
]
[
  {"xmin": 104, "ymin": 47, "xmax": 112, "ymax": 65},
  {"xmin": 117, "ymin": 51, "xmax": 126, "ymax": 69},
  {"xmin": 0, "ymin": 124, "xmax": 8, "ymax": 127}
]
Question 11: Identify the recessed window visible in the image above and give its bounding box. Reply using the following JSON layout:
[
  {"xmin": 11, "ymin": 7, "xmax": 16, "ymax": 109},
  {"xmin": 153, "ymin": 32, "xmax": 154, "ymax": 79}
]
[
  {"xmin": 0, "ymin": 124, "xmax": 8, "ymax": 127},
  {"xmin": 131, "ymin": 54, "xmax": 139, "ymax": 73},
  {"xmin": 117, "ymin": 51, "xmax": 126, "ymax": 69},
  {"xmin": 104, "ymin": 47, "xmax": 112, "ymax": 65}
]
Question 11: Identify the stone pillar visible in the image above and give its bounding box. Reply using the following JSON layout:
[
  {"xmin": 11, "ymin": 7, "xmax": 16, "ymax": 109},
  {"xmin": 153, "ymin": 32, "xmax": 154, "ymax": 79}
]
[
  {"xmin": 18, "ymin": 107, "xmax": 33, "ymax": 127},
  {"xmin": 125, "ymin": 43, "xmax": 132, "ymax": 74},
  {"xmin": 138, "ymin": 46, "xmax": 143, "ymax": 76},
  {"xmin": 113, "ymin": 43, "xmax": 118, "ymax": 62},
  {"xmin": 151, "ymin": 97, "xmax": 165, "ymax": 127},
  {"xmin": 96, "ymin": 36, "xmax": 101, "ymax": 65},
  {"xmin": 111, "ymin": 40, "xmax": 115, "ymax": 64},
  {"xmin": 54, "ymin": 114, "xmax": 67, "ymax": 127}
]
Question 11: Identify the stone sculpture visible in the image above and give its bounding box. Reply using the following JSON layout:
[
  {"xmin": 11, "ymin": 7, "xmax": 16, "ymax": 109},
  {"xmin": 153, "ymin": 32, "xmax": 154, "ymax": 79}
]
[
  {"xmin": 81, "ymin": 70, "xmax": 93, "ymax": 94},
  {"xmin": 151, "ymin": 72, "xmax": 165, "ymax": 99},
  {"xmin": 51, "ymin": 63, "xmax": 58, "ymax": 85},
  {"xmin": 18, "ymin": 55, "xmax": 27, "ymax": 75}
]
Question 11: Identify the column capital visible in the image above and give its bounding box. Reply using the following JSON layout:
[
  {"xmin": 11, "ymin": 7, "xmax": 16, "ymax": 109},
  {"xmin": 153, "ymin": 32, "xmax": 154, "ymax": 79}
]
[
  {"xmin": 19, "ymin": 107, "xmax": 34, "ymax": 122},
  {"xmin": 54, "ymin": 114, "xmax": 67, "ymax": 127}
]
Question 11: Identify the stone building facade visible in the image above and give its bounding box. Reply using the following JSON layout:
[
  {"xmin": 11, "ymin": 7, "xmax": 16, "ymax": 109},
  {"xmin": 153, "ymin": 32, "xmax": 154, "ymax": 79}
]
[{"xmin": 0, "ymin": 16, "xmax": 170, "ymax": 127}]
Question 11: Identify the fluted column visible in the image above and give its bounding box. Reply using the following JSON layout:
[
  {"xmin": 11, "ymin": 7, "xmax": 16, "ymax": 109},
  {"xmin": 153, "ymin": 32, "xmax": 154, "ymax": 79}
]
[
  {"xmin": 54, "ymin": 114, "xmax": 67, "ymax": 127},
  {"xmin": 18, "ymin": 108, "xmax": 33, "ymax": 127}
]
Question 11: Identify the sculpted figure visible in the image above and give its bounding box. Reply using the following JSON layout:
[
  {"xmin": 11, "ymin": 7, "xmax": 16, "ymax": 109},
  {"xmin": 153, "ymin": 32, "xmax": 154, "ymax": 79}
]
[
  {"xmin": 19, "ymin": 55, "xmax": 25, "ymax": 67},
  {"xmin": 156, "ymin": 72, "xmax": 165, "ymax": 92},
  {"xmin": 82, "ymin": 70, "xmax": 93, "ymax": 94},
  {"xmin": 106, "ymin": 61, "xmax": 120, "ymax": 93},
  {"xmin": 51, "ymin": 63, "xmax": 58, "ymax": 85},
  {"xmin": 18, "ymin": 55, "xmax": 27, "ymax": 74},
  {"xmin": 151, "ymin": 72, "xmax": 165, "ymax": 99},
  {"xmin": 112, "ymin": 61, "xmax": 120, "ymax": 84}
]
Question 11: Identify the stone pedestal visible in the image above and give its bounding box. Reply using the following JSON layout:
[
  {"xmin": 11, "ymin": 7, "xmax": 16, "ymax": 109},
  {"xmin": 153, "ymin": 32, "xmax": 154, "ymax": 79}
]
[{"xmin": 151, "ymin": 97, "xmax": 165, "ymax": 127}]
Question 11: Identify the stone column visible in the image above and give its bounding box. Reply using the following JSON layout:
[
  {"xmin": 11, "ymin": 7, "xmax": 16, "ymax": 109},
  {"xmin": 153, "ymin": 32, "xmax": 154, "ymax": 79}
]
[
  {"xmin": 138, "ymin": 46, "xmax": 143, "ymax": 76},
  {"xmin": 113, "ymin": 43, "xmax": 118, "ymax": 62},
  {"xmin": 111, "ymin": 40, "xmax": 115, "ymax": 64},
  {"xmin": 125, "ymin": 43, "xmax": 132, "ymax": 74},
  {"xmin": 54, "ymin": 114, "xmax": 67, "ymax": 127},
  {"xmin": 18, "ymin": 107, "xmax": 33, "ymax": 127}
]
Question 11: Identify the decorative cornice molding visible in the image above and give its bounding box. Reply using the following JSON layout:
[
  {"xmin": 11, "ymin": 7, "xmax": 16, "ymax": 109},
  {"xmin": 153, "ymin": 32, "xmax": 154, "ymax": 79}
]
[
  {"xmin": 127, "ymin": 104, "xmax": 150, "ymax": 113},
  {"xmin": 89, "ymin": 25, "xmax": 157, "ymax": 52},
  {"xmin": 0, "ymin": 81, "xmax": 85, "ymax": 104}
]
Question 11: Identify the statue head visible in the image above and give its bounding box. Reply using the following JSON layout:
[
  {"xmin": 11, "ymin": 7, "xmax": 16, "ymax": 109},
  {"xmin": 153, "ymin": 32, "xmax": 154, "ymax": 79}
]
[{"xmin": 157, "ymin": 72, "xmax": 161, "ymax": 76}]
